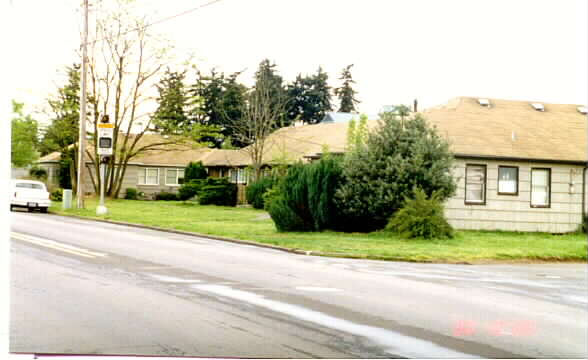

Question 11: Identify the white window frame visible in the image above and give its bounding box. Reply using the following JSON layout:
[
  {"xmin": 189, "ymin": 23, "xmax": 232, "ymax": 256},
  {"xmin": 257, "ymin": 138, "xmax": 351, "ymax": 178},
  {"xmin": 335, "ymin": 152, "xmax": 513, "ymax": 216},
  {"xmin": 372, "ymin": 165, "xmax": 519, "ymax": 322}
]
[
  {"xmin": 229, "ymin": 168, "xmax": 247, "ymax": 184},
  {"xmin": 165, "ymin": 168, "xmax": 185, "ymax": 186},
  {"xmin": 530, "ymin": 168, "xmax": 551, "ymax": 208},
  {"xmin": 139, "ymin": 168, "xmax": 160, "ymax": 186},
  {"xmin": 465, "ymin": 164, "xmax": 486, "ymax": 205}
]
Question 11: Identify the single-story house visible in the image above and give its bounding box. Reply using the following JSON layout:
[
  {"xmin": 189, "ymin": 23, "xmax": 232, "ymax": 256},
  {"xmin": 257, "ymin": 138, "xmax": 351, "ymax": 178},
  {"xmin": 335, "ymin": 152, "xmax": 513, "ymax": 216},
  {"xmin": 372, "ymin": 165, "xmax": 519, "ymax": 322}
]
[
  {"xmin": 37, "ymin": 134, "xmax": 215, "ymax": 198},
  {"xmin": 203, "ymin": 97, "xmax": 588, "ymax": 233}
]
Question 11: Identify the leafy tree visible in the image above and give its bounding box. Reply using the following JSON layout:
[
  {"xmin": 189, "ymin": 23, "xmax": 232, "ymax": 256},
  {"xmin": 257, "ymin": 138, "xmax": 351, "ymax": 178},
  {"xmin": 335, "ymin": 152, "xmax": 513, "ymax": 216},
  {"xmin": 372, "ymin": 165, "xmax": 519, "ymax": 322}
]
[
  {"xmin": 334, "ymin": 64, "xmax": 360, "ymax": 113},
  {"xmin": 345, "ymin": 114, "xmax": 368, "ymax": 154},
  {"xmin": 39, "ymin": 64, "xmax": 80, "ymax": 157},
  {"xmin": 286, "ymin": 67, "xmax": 333, "ymax": 124},
  {"xmin": 39, "ymin": 64, "xmax": 80, "ymax": 191},
  {"xmin": 11, "ymin": 100, "xmax": 39, "ymax": 167},
  {"xmin": 187, "ymin": 70, "xmax": 248, "ymax": 147},
  {"xmin": 153, "ymin": 69, "xmax": 189, "ymax": 134},
  {"xmin": 335, "ymin": 112, "xmax": 456, "ymax": 232}
]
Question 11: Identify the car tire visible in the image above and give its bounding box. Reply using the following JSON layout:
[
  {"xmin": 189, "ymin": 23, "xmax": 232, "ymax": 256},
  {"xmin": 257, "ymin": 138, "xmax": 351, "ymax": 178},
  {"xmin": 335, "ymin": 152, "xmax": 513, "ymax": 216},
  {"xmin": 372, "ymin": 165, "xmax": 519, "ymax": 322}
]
[
  {"xmin": 40, "ymin": 208, "xmax": 48, "ymax": 214},
  {"xmin": 27, "ymin": 207, "xmax": 33, "ymax": 212}
]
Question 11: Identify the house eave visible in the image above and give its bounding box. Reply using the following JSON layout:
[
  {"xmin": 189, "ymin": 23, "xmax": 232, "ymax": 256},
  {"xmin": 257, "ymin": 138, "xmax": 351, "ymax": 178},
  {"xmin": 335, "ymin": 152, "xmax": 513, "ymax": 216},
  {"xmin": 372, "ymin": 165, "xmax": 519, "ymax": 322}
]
[{"xmin": 454, "ymin": 153, "xmax": 587, "ymax": 166}]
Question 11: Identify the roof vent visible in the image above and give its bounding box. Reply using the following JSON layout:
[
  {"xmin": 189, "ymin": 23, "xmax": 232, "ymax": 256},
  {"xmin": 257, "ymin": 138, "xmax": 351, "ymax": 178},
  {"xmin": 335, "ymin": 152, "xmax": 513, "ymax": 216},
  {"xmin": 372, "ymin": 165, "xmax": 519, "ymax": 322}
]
[
  {"xmin": 477, "ymin": 98, "xmax": 490, "ymax": 107},
  {"xmin": 578, "ymin": 106, "xmax": 587, "ymax": 115},
  {"xmin": 531, "ymin": 103, "xmax": 545, "ymax": 112}
]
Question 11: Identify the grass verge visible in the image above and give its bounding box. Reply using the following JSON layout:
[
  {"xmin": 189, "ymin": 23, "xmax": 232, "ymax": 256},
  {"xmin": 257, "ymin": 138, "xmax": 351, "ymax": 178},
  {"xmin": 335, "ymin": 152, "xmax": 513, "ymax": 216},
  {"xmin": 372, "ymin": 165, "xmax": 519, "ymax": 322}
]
[{"xmin": 50, "ymin": 198, "xmax": 587, "ymax": 263}]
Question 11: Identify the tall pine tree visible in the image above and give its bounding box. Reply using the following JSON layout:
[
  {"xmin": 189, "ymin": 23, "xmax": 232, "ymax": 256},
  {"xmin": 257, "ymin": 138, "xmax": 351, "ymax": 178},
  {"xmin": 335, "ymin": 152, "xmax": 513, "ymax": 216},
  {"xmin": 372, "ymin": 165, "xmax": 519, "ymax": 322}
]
[
  {"xmin": 187, "ymin": 69, "xmax": 247, "ymax": 147},
  {"xmin": 152, "ymin": 69, "xmax": 189, "ymax": 134},
  {"xmin": 334, "ymin": 64, "xmax": 360, "ymax": 113},
  {"xmin": 286, "ymin": 67, "xmax": 333, "ymax": 124}
]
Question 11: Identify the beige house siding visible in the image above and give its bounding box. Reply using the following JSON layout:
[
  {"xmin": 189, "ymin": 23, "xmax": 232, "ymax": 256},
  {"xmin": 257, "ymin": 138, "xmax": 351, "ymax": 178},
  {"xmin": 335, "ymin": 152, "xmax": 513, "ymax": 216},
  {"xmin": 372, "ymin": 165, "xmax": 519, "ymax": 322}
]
[
  {"xmin": 446, "ymin": 158, "xmax": 586, "ymax": 233},
  {"xmin": 133, "ymin": 165, "xmax": 186, "ymax": 198}
]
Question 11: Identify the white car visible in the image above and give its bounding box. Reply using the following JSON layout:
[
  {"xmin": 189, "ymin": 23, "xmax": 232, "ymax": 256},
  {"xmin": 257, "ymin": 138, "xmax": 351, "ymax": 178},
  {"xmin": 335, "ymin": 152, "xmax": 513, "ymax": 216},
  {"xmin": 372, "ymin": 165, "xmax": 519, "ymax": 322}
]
[{"xmin": 10, "ymin": 180, "xmax": 52, "ymax": 213}]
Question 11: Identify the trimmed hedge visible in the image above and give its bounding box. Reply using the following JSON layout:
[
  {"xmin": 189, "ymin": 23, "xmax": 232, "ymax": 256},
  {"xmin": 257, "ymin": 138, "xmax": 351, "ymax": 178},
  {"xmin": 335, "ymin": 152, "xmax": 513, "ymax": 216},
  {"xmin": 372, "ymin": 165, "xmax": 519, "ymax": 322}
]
[
  {"xmin": 178, "ymin": 179, "xmax": 205, "ymax": 201},
  {"xmin": 199, "ymin": 178, "xmax": 237, "ymax": 206},
  {"xmin": 125, "ymin": 188, "xmax": 138, "ymax": 200},
  {"xmin": 155, "ymin": 192, "xmax": 178, "ymax": 201}
]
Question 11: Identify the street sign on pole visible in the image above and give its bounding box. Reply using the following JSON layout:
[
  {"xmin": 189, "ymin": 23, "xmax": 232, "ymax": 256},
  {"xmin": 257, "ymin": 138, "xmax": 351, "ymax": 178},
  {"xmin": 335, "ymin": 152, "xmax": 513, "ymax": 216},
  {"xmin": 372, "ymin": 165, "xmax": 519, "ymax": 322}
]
[
  {"xmin": 97, "ymin": 123, "xmax": 114, "ymax": 156},
  {"xmin": 96, "ymin": 117, "xmax": 113, "ymax": 215}
]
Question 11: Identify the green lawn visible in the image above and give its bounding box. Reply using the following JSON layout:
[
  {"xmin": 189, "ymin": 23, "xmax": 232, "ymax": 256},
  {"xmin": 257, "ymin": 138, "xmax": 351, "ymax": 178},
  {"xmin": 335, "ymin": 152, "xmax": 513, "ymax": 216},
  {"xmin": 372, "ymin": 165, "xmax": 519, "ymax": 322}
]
[{"xmin": 50, "ymin": 198, "xmax": 587, "ymax": 263}]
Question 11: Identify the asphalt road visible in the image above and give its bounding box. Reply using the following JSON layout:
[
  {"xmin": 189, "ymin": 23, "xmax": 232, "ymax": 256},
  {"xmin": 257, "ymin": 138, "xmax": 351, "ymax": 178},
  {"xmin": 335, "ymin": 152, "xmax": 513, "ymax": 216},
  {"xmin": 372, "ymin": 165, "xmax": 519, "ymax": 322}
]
[{"xmin": 9, "ymin": 212, "xmax": 588, "ymax": 358}]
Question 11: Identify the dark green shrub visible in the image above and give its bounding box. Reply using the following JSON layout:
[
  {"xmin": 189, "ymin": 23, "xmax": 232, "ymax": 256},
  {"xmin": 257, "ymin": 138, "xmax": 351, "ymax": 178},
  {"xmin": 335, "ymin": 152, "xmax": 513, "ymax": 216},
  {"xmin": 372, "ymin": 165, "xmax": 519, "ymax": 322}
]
[
  {"xmin": 29, "ymin": 166, "xmax": 48, "ymax": 180},
  {"xmin": 125, "ymin": 188, "xmax": 138, "ymax": 200},
  {"xmin": 246, "ymin": 176, "xmax": 278, "ymax": 209},
  {"xmin": 50, "ymin": 188, "xmax": 63, "ymax": 201},
  {"xmin": 307, "ymin": 157, "xmax": 344, "ymax": 231},
  {"xmin": 266, "ymin": 193, "xmax": 310, "ymax": 232},
  {"xmin": 184, "ymin": 161, "xmax": 208, "ymax": 183},
  {"xmin": 266, "ymin": 158, "xmax": 343, "ymax": 232},
  {"xmin": 178, "ymin": 179, "xmax": 204, "ymax": 201},
  {"xmin": 385, "ymin": 188, "xmax": 453, "ymax": 239},
  {"xmin": 336, "ymin": 112, "xmax": 457, "ymax": 232},
  {"xmin": 199, "ymin": 180, "xmax": 237, "ymax": 206},
  {"xmin": 155, "ymin": 192, "xmax": 178, "ymax": 201}
]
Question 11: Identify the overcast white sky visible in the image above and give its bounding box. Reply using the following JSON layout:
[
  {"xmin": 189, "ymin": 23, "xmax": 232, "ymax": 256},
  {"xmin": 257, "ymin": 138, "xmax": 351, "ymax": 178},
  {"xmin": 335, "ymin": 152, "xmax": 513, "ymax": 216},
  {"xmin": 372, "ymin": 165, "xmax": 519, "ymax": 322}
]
[{"xmin": 4, "ymin": 0, "xmax": 588, "ymax": 122}]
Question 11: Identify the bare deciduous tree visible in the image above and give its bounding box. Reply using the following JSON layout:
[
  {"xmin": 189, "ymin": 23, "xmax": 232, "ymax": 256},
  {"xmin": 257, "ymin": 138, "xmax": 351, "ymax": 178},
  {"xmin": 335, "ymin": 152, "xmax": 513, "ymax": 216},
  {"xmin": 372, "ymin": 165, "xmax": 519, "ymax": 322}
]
[
  {"xmin": 231, "ymin": 73, "xmax": 288, "ymax": 181},
  {"xmin": 84, "ymin": 0, "xmax": 187, "ymax": 198}
]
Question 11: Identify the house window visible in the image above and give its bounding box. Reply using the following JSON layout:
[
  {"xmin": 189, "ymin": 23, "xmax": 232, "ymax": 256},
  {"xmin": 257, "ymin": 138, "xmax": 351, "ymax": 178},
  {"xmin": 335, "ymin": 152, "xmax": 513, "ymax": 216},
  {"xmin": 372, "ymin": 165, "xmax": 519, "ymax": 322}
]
[
  {"xmin": 165, "ymin": 168, "xmax": 185, "ymax": 186},
  {"xmin": 498, "ymin": 166, "xmax": 518, "ymax": 195},
  {"xmin": 139, "ymin": 168, "xmax": 159, "ymax": 185},
  {"xmin": 531, "ymin": 168, "xmax": 551, "ymax": 208},
  {"xmin": 229, "ymin": 168, "xmax": 247, "ymax": 184},
  {"xmin": 465, "ymin": 164, "xmax": 486, "ymax": 204}
]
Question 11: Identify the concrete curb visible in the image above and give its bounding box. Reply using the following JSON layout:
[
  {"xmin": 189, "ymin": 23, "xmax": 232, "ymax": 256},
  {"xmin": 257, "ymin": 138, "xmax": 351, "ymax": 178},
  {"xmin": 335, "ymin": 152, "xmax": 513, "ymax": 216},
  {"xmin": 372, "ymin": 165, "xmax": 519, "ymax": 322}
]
[{"xmin": 50, "ymin": 212, "xmax": 316, "ymax": 257}]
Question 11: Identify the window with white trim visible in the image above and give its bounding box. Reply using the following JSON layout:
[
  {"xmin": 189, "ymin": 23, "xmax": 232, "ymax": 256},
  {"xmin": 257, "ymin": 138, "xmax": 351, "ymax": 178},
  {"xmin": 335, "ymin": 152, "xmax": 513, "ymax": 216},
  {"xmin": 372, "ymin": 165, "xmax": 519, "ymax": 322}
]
[
  {"xmin": 229, "ymin": 168, "xmax": 247, "ymax": 184},
  {"xmin": 165, "ymin": 168, "xmax": 185, "ymax": 186},
  {"xmin": 465, "ymin": 164, "xmax": 486, "ymax": 204},
  {"xmin": 531, "ymin": 168, "xmax": 551, "ymax": 207},
  {"xmin": 498, "ymin": 166, "xmax": 518, "ymax": 195},
  {"xmin": 139, "ymin": 168, "xmax": 159, "ymax": 185}
]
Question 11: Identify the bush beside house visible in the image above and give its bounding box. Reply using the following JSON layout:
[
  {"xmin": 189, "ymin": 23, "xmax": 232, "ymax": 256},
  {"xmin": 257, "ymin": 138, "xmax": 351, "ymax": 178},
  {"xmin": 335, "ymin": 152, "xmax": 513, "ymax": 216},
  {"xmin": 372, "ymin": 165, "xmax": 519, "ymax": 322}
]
[
  {"xmin": 266, "ymin": 157, "xmax": 343, "ymax": 232},
  {"xmin": 246, "ymin": 176, "xmax": 278, "ymax": 209},
  {"xmin": 385, "ymin": 188, "xmax": 453, "ymax": 239},
  {"xmin": 335, "ymin": 112, "xmax": 456, "ymax": 232}
]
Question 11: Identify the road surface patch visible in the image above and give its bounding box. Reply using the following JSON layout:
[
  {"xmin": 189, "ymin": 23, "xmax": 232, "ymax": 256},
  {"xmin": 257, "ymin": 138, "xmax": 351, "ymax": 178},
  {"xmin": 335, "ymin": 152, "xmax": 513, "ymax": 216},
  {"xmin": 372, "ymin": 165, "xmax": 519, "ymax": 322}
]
[
  {"xmin": 193, "ymin": 284, "xmax": 480, "ymax": 358},
  {"xmin": 11, "ymin": 232, "xmax": 106, "ymax": 259},
  {"xmin": 295, "ymin": 286, "xmax": 342, "ymax": 292}
]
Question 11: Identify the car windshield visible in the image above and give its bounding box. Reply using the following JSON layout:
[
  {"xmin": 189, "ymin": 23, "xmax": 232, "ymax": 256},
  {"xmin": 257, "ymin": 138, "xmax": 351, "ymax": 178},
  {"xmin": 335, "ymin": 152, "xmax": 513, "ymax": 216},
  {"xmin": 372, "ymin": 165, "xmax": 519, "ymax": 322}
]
[{"xmin": 15, "ymin": 183, "xmax": 44, "ymax": 190}]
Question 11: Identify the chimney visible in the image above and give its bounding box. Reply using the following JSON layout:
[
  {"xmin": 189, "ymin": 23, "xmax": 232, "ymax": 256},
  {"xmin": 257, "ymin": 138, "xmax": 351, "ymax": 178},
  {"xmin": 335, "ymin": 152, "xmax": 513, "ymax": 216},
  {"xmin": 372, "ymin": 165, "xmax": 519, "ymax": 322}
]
[{"xmin": 413, "ymin": 99, "xmax": 418, "ymax": 112}]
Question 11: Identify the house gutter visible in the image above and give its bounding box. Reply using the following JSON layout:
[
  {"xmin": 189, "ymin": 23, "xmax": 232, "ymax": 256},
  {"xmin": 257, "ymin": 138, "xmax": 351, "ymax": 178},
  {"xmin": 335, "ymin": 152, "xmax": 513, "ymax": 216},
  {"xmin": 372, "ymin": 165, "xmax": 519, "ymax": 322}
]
[{"xmin": 454, "ymin": 154, "xmax": 586, "ymax": 166}]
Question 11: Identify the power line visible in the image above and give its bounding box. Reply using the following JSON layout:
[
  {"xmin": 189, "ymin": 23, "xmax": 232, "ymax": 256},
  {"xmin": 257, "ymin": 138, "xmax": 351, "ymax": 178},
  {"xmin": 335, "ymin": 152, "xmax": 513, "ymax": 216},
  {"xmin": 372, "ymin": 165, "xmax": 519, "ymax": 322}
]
[{"xmin": 88, "ymin": 0, "xmax": 223, "ymax": 45}]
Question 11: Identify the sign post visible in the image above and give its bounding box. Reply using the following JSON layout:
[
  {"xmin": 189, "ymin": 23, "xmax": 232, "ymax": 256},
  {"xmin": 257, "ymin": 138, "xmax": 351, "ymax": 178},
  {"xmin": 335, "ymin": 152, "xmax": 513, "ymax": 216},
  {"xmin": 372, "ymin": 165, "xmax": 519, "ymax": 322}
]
[{"xmin": 96, "ymin": 116, "xmax": 114, "ymax": 215}]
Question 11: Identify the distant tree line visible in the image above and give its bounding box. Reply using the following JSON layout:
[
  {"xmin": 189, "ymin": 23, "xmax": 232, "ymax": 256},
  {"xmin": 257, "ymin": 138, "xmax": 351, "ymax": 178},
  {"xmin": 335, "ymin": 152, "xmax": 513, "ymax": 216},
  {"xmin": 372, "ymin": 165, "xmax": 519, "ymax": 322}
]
[{"xmin": 152, "ymin": 59, "xmax": 362, "ymax": 149}]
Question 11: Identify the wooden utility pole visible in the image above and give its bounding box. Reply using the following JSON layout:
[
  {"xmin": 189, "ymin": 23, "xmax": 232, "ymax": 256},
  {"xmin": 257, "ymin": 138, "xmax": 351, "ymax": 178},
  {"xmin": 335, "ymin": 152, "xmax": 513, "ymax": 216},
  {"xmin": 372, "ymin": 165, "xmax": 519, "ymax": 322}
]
[{"xmin": 76, "ymin": 0, "xmax": 89, "ymax": 209}]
